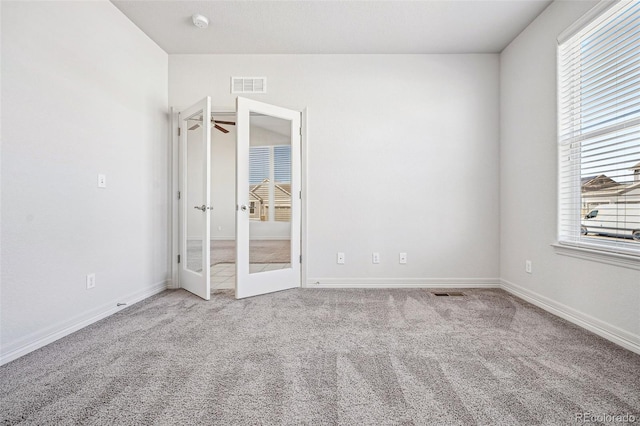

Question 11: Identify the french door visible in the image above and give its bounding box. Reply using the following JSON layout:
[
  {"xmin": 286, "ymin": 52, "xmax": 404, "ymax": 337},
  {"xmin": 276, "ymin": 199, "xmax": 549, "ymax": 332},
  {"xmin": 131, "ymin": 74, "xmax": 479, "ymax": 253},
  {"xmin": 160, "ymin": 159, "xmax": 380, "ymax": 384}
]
[
  {"xmin": 235, "ymin": 97, "xmax": 301, "ymax": 299},
  {"xmin": 178, "ymin": 97, "xmax": 212, "ymax": 300}
]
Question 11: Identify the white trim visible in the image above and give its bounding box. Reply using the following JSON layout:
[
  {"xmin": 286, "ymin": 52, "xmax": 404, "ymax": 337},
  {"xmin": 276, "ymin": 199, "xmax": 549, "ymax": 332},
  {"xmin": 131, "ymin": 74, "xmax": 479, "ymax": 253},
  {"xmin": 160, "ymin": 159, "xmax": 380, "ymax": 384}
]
[
  {"xmin": 0, "ymin": 281, "xmax": 168, "ymax": 366},
  {"xmin": 501, "ymin": 279, "xmax": 640, "ymax": 355},
  {"xmin": 557, "ymin": 0, "xmax": 620, "ymax": 44},
  {"xmin": 307, "ymin": 277, "xmax": 500, "ymax": 288},
  {"xmin": 301, "ymin": 108, "xmax": 309, "ymax": 289},
  {"xmin": 170, "ymin": 107, "xmax": 180, "ymax": 290},
  {"xmin": 552, "ymin": 243, "xmax": 640, "ymax": 271}
]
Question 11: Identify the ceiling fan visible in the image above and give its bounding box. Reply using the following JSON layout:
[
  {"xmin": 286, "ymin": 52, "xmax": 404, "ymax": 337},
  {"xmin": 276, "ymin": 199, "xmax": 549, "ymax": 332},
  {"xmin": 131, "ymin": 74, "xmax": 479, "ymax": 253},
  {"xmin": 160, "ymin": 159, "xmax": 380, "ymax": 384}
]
[{"xmin": 187, "ymin": 116, "xmax": 236, "ymax": 133}]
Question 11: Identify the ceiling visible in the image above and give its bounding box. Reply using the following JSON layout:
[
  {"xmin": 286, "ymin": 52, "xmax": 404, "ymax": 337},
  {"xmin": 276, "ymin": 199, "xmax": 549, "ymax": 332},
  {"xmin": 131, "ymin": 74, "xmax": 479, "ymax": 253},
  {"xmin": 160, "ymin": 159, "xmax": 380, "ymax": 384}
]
[{"xmin": 111, "ymin": 0, "xmax": 553, "ymax": 54}]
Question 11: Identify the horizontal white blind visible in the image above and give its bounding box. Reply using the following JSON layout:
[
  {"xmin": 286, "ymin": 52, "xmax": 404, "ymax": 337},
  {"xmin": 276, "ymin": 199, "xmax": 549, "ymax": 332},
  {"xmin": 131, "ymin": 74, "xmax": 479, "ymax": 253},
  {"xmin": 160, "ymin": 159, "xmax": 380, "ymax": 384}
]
[
  {"xmin": 249, "ymin": 147, "xmax": 270, "ymax": 185},
  {"xmin": 558, "ymin": 0, "xmax": 640, "ymax": 256},
  {"xmin": 274, "ymin": 145, "xmax": 291, "ymax": 183}
]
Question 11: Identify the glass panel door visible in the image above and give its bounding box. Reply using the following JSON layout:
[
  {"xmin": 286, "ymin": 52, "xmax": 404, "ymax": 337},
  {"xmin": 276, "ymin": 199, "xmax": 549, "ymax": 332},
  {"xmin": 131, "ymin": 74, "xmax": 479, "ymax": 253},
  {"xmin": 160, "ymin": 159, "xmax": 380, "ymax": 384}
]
[
  {"xmin": 236, "ymin": 97, "xmax": 301, "ymax": 299},
  {"xmin": 179, "ymin": 97, "xmax": 211, "ymax": 300}
]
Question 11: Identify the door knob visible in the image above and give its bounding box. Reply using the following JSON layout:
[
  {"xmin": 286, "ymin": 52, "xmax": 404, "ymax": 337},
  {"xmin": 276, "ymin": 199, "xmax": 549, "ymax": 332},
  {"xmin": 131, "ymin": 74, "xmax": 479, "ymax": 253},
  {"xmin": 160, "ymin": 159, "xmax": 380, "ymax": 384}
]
[
  {"xmin": 240, "ymin": 205, "xmax": 248, "ymax": 212},
  {"xmin": 194, "ymin": 205, "xmax": 206, "ymax": 212}
]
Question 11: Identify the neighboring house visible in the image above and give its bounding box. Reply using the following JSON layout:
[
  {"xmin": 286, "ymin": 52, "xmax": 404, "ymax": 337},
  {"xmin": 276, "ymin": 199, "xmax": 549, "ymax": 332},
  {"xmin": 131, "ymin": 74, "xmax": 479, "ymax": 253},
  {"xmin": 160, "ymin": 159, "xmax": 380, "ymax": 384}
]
[
  {"xmin": 632, "ymin": 162, "xmax": 640, "ymax": 183},
  {"xmin": 249, "ymin": 179, "xmax": 292, "ymax": 222},
  {"xmin": 582, "ymin": 167, "xmax": 640, "ymax": 214},
  {"xmin": 581, "ymin": 174, "xmax": 619, "ymax": 191}
]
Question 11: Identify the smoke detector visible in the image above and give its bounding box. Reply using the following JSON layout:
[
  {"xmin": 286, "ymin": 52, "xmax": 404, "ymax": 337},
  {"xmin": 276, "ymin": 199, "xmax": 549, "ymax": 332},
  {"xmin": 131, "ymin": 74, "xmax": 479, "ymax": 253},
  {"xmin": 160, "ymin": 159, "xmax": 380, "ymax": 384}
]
[{"xmin": 192, "ymin": 14, "xmax": 209, "ymax": 29}]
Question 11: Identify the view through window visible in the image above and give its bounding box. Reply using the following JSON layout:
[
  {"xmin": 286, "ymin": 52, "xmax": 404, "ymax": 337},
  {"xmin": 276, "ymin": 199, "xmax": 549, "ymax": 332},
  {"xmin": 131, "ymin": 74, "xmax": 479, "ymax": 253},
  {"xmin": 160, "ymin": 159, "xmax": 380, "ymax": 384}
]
[{"xmin": 249, "ymin": 145, "xmax": 292, "ymax": 222}]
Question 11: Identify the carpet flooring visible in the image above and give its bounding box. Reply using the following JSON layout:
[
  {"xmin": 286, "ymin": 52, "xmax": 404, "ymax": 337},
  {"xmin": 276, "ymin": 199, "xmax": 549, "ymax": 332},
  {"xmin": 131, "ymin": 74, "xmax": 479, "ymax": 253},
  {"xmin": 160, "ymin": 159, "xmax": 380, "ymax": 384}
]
[{"xmin": 1, "ymin": 288, "xmax": 639, "ymax": 425}]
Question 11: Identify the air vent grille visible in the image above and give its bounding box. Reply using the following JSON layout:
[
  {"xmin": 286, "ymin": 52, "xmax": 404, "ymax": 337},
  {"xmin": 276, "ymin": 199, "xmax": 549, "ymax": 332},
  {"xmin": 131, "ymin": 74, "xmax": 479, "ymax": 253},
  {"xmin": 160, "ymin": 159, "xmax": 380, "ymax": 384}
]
[{"xmin": 231, "ymin": 77, "xmax": 267, "ymax": 94}]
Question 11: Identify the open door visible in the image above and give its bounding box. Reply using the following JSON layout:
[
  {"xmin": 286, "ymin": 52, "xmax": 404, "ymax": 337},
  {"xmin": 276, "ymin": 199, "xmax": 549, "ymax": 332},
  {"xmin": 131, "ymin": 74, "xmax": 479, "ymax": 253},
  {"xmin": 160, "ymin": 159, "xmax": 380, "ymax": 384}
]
[
  {"xmin": 179, "ymin": 97, "xmax": 212, "ymax": 300},
  {"xmin": 235, "ymin": 97, "xmax": 301, "ymax": 299}
]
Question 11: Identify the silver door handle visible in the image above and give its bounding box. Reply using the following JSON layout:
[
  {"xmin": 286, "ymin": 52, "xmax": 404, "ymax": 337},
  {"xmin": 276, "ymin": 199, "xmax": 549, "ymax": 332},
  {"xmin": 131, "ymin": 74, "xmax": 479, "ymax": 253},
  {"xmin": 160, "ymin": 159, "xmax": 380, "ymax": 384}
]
[
  {"xmin": 240, "ymin": 205, "xmax": 248, "ymax": 212},
  {"xmin": 194, "ymin": 205, "xmax": 206, "ymax": 212}
]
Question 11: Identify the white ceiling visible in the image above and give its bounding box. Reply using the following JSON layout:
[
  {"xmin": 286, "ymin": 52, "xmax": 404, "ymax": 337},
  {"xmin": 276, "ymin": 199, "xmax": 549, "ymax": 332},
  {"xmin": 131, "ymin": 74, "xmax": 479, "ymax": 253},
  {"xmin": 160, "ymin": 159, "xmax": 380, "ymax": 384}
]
[{"xmin": 111, "ymin": 0, "xmax": 553, "ymax": 54}]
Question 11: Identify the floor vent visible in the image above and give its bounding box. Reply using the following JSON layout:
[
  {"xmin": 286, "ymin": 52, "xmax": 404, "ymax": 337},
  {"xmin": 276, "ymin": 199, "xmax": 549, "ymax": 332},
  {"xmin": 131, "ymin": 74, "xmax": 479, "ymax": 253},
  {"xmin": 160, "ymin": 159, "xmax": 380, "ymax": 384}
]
[
  {"xmin": 432, "ymin": 292, "xmax": 465, "ymax": 297},
  {"xmin": 231, "ymin": 77, "xmax": 267, "ymax": 94}
]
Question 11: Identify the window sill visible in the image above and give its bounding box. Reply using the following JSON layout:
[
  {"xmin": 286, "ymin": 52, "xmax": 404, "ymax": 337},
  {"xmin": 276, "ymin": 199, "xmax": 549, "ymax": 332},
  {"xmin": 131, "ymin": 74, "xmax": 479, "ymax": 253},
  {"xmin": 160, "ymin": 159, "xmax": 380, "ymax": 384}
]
[{"xmin": 552, "ymin": 243, "xmax": 640, "ymax": 271}]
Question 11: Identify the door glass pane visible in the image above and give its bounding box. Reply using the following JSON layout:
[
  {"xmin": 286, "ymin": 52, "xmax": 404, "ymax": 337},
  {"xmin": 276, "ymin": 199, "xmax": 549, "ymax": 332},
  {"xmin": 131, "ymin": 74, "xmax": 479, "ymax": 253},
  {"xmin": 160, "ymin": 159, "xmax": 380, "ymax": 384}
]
[
  {"xmin": 186, "ymin": 113, "xmax": 205, "ymax": 273},
  {"xmin": 248, "ymin": 114, "xmax": 292, "ymax": 274}
]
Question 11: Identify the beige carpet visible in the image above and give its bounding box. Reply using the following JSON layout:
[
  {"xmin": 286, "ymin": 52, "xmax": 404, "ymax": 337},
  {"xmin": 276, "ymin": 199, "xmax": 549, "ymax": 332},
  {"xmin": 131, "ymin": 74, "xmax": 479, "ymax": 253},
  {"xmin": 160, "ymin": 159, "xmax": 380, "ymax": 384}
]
[{"xmin": 1, "ymin": 288, "xmax": 639, "ymax": 424}]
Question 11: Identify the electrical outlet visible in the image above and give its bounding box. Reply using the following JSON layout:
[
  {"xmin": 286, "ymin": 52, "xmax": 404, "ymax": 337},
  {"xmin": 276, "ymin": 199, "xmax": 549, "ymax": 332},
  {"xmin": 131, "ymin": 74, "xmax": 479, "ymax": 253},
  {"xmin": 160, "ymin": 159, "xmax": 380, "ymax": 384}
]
[
  {"xmin": 399, "ymin": 252, "xmax": 407, "ymax": 264},
  {"xmin": 337, "ymin": 252, "xmax": 345, "ymax": 264},
  {"xmin": 525, "ymin": 260, "xmax": 532, "ymax": 274},
  {"xmin": 372, "ymin": 252, "xmax": 380, "ymax": 264},
  {"xmin": 86, "ymin": 273, "xmax": 96, "ymax": 289}
]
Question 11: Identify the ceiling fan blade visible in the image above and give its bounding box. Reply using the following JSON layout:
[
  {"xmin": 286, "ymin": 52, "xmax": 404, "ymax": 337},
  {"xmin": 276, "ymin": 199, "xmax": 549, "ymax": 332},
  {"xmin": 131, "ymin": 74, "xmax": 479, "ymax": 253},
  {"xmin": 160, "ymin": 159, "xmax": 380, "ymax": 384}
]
[
  {"xmin": 214, "ymin": 120, "xmax": 236, "ymax": 126},
  {"xmin": 214, "ymin": 124, "xmax": 229, "ymax": 134},
  {"xmin": 188, "ymin": 124, "xmax": 200, "ymax": 130}
]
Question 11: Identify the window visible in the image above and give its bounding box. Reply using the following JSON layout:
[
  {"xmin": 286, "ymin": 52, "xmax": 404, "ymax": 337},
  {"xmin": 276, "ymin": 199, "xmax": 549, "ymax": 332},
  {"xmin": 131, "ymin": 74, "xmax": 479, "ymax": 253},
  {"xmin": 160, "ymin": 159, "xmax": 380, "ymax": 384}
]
[
  {"xmin": 248, "ymin": 145, "xmax": 292, "ymax": 222},
  {"xmin": 585, "ymin": 210, "xmax": 598, "ymax": 219},
  {"xmin": 558, "ymin": 0, "xmax": 640, "ymax": 258}
]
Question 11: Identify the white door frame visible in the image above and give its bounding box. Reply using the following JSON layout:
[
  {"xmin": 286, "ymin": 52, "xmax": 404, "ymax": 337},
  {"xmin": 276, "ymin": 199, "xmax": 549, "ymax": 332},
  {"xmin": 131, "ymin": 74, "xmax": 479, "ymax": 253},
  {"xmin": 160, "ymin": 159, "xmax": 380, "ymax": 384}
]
[{"xmin": 168, "ymin": 104, "xmax": 309, "ymax": 292}]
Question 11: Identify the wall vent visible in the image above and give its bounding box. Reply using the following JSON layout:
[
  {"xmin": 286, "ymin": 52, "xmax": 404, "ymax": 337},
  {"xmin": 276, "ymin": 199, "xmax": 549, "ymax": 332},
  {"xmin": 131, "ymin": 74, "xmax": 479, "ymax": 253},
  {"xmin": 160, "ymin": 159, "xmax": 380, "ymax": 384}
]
[{"xmin": 231, "ymin": 77, "xmax": 267, "ymax": 94}]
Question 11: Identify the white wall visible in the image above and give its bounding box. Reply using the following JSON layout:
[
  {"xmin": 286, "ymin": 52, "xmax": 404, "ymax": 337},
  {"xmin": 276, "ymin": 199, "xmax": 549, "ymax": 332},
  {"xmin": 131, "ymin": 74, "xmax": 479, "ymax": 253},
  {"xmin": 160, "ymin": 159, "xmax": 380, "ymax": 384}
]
[
  {"xmin": 170, "ymin": 54, "xmax": 500, "ymax": 286},
  {"xmin": 500, "ymin": 0, "xmax": 640, "ymax": 352},
  {"xmin": 1, "ymin": 1, "xmax": 169, "ymax": 363}
]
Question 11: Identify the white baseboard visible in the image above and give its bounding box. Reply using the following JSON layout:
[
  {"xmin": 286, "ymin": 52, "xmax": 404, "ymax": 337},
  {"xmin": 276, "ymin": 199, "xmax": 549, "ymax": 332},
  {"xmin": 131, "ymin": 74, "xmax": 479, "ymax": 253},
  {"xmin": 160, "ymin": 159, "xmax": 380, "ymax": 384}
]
[
  {"xmin": 500, "ymin": 279, "xmax": 640, "ymax": 355},
  {"xmin": 0, "ymin": 281, "xmax": 168, "ymax": 366},
  {"xmin": 306, "ymin": 277, "xmax": 501, "ymax": 288}
]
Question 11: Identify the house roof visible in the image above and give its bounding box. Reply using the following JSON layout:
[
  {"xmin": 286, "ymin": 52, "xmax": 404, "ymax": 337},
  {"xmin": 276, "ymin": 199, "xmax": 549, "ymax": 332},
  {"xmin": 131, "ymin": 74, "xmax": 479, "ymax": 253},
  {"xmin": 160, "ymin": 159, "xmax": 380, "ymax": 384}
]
[
  {"xmin": 581, "ymin": 174, "xmax": 620, "ymax": 191},
  {"xmin": 249, "ymin": 180, "xmax": 291, "ymax": 203},
  {"xmin": 582, "ymin": 181, "xmax": 640, "ymax": 198}
]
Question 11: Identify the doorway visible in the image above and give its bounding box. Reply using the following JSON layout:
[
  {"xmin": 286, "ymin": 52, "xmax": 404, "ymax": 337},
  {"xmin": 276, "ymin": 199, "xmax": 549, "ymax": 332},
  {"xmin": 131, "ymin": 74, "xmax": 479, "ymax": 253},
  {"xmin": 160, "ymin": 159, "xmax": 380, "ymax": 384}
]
[{"xmin": 176, "ymin": 97, "xmax": 303, "ymax": 300}]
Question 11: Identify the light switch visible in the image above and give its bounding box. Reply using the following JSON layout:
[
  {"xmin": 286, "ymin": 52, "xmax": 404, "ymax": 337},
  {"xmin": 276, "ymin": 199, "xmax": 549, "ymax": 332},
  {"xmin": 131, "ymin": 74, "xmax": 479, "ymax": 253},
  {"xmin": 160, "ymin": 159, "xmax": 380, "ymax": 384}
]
[
  {"xmin": 337, "ymin": 252, "xmax": 345, "ymax": 264},
  {"xmin": 98, "ymin": 174, "xmax": 107, "ymax": 188}
]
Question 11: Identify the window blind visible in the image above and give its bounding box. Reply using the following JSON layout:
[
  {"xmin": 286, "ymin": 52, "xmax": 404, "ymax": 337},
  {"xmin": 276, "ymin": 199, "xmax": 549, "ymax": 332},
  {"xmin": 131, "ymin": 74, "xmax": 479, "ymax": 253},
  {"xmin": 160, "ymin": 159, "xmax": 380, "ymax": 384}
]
[
  {"xmin": 274, "ymin": 145, "xmax": 291, "ymax": 183},
  {"xmin": 558, "ymin": 0, "xmax": 640, "ymax": 256},
  {"xmin": 249, "ymin": 147, "xmax": 270, "ymax": 185}
]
